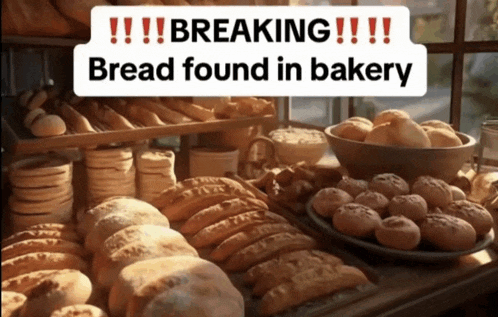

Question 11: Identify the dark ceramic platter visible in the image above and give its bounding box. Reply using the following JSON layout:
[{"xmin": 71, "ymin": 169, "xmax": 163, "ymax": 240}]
[{"xmin": 306, "ymin": 198, "xmax": 495, "ymax": 262}]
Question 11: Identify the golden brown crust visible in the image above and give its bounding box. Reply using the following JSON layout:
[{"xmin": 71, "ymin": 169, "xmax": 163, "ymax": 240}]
[
  {"xmin": 2, "ymin": 270, "xmax": 61, "ymax": 294},
  {"xmin": 426, "ymin": 128, "xmax": 463, "ymax": 147},
  {"xmin": 412, "ymin": 176, "xmax": 453, "ymax": 208},
  {"xmin": 375, "ymin": 216, "xmax": 421, "ymax": 250},
  {"xmin": 333, "ymin": 121, "xmax": 372, "ymax": 141},
  {"xmin": 420, "ymin": 120, "xmax": 455, "ymax": 133},
  {"xmin": 336, "ymin": 177, "xmax": 368, "ymax": 198},
  {"xmin": 364, "ymin": 123, "xmax": 397, "ymax": 146},
  {"xmin": 388, "ymin": 194, "xmax": 428, "ymax": 222},
  {"xmin": 312, "ymin": 188, "xmax": 354, "ymax": 217},
  {"xmin": 443, "ymin": 200, "xmax": 493, "ymax": 236},
  {"xmin": 2, "ymin": 230, "xmax": 81, "ymax": 249},
  {"xmin": 49, "ymin": 304, "xmax": 108, "ymax": 317},
  {"xmin": 354, "ymin": 190, "xmax": 390, "ymax": 217},
  {"xmin": 389, "ymin": 118, "xmax": 431, "ymax": 148},
  {"xmin": 332, "ymin": 203, "xmax": 382, "ymax": 238},
  {"xmin": 368, "ymin": 173, "xmax": 409, "ymax": 200},
  {"xmin": 2, "ymin": 291, "xmax": 27, "ymax": 317},
  {"xmin": 419, "ymin": 214, "xmax": 476, "ymax": 251},
  {"xmin": 372, "ymin": 109, "xmax": 410, "ymax": 127},
  {"xmin": 1, "ymin": 238, "xmax": 86, "ymax": 262}
]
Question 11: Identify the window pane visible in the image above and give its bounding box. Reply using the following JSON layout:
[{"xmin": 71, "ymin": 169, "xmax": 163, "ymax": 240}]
[
  {"xmin": 461, "ymin": 53, "xmax": 498, "ymax": 139},
  {"xmin": 465, "ymin": 0, "xmax": 498, "ymax": 41},
  {"xmin": 354, "ymin": 54, "xmax": 453, "ymax": 123},
  {"xmin": 291, "ymin": 97, "xmax": 337, "ymax": 127}
]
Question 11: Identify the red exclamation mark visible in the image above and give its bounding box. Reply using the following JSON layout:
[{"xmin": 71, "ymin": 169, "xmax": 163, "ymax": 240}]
[
  {"xmin": 110, "ymin": 18, "xmax": 118, "ymax": 44},
  {"xmin": 157, "ymin": 18, "xmax": 165, "ymax": 44},
  {"xmin": 143, "ymin": 18, "xmax": 150, "ymax": 44},
  {"xmin": 369, "ymin": 18, "xmax": 376, "ymax": 44},
  {"xmin": 383, "ymin": 17, "xmax": 391, "ymax": 44},
  {"xmin": 351, "ymin": 18, "xmax": 358, "ymax": 44},
  {"xmin": 124, "ymin": 17, "xmax": 132, "ymax": 44},
  {"xmin": 336, "ymin": 18, "xmax": 344, "ymax": 44}
]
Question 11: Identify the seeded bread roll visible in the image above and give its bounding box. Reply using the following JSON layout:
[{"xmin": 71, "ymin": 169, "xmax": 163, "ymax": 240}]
[
  {"xmin": 2, "ymin": 291, "xmax": 27, "ymax": 317},
  {"xmin": 336, "ymin": 177, "xmax": 368, "ymax": 198},
  {"xmin": 333, "ymin": 121, "xmax": 372, "ymax": 141},
  {"xmin": 49, "ymin": 304, "xmax": 108, "ymax": 317},
  {"xmin": 443, "ymin": 200, "xmax": 494, "ymax": 236},
  {"xmin": 426, "ymin": 128, "xmax": 463, "ymax": 148},
  {"xmin": 420, "ymin": 214, "xmax": 476, "ymax": 251},
  {"xmin": 1, "ymin": 238, "xmax": 86, "ymax": 262},
  {"xmin": 333, "ymin": 203, "xmax": 382, "ymax": 238},
  {"xmin": 368, "ymin": 173, "xmax": 409, "ymax": 200},
  {"xmin": 375, "ymin": 216, "xmax": 421, "ymax": 250},
  {"xmin": 372, "ymin": 109, "xmax": 410, "ymax": 127},
  {"xmin": 412, "ymin": 176, "xmax": 453, "ymax": 208},
  {"xmin": 19, "ymin": 271, "xmax": 92, "ymax": 317},
  {"xmin": 312, "ymin": 188, "xmax": 354, "ymax": 217},
  {"xmin": 388, "ymin": 194, "xmax": 428, "ymax": 222},
  {"xmin": 354, "ymin": 190, "xmax": 390, "ymax": 217}
]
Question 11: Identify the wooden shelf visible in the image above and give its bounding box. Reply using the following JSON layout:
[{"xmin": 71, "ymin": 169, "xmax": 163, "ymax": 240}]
[
  {"xmin": 2, "ymin": 115, "xmax": 277, "ymax": 155},
  {"xmin": 2, "ymin": 35, "xmax": 88, "ymax": 47}
]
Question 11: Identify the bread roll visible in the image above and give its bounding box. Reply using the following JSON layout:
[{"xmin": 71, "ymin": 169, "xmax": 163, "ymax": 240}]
[
  {"xmin": 19, "ymin": 271, "xmax": 92, "ymax": 317},
  {"xmin": 443, "ymin": 200, "xmax": 494, "ymax": 236},
  {"xmin": 375, "ymin": 216, "xmax": 421, "ymax": 250},
  {"xmin": 130, "ymin": 98, "xmax": 193, "ymax": 124},
  {"xmin": 224, "ymin": 232, "xmax": 317, "ymax": 272},
  {"xmin": 364, "ymin": 123, "xmax": 397, "ymax": 146},
  {"xmin": 450, "ymin": 185, "xmax": 466, "ymax": 201},
  {"xmin": 58, "ymin": 103, "xmax": 96, "ymax": 134},
  {"xmin": 2, "ymin": 291, "xmax": 27, "ymax": 317},
  {"xmin": 354, "ymin": 190, "xmax": 390, "ymax": 217},
  {"xmin": 30, "ymin": 114, "xmax": 66, "ymax": 137},
  {"xmin": 17, "ymin": 90, "xmax": 34, "ymax": 108},
  {"xmin": 336, "ymin": 177, "xmax": 368, "ymax": 198},
  {"xmin": 388, "ymin": 194, "xmax": 428, "ymax": 222},
  {"xmin": 2, "ymin": 229, "xmax": 80, "ymax": 248},
  {"xmin": 389, "ymin": 118, "xmax": 431, "ymax": 148},
  {"xmin": 426, "ymin": 128, "xmax": 463, "ymax": 147},
  {"xmin": 419, "ymin": 214, "xmax": 476, "ymax": 251},
  {"xmin": 412, "ymin": 176, "xmax": 453, "ymax": 208},
  {"xmin": 312, "ymin": 188, "xmax": 354, "ymax": 217},
  {"xmin": 368, "ymin": 173, "xmax": 409, "ymax": 200},
  {"xmin": 49, "ymin": 305, "xmax": 108, "ymax": 317},
  {"xmin": 333, "ymin": 121, "xmax": 372, "ymax": 141},
  {"xmin": 24, "ymin": 108, "xmax": 46, "ymax": 128},
  {"xmin": 1, "ymin": 252, "xmax": 88, "ymax": 282},
  {"xmin": 1, "ymin": 238, "xmax": 86, "ymax": 262},
  {"xmin": 181, "ymin": 197, "xmax": 269, "ymax": 235},
  {"xmin": 260, "ymin": 265, "xmax": 369, "ymax": 316},
  {"xmin": 333, "ymin": 203, "xmax": 382, "ymax": 238},
  {"xmin": 372, "ymin": 109, "xmax": 410, "ymax": 126},
  {"xmin": 345, "ymin": 116, "xmax": 373, "ymax": 127},
  {"xmin": 420, "ymin": 120, "xmax": 455, "ymax": 133}
]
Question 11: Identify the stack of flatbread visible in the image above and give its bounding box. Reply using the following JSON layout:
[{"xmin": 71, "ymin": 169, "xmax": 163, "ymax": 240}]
[
  {"xmin": 8, "ymin": 155, "xmax": 74, "ymax": 232},
  {"xmin": 84, "ymin": 146, "xmax": 136, "ymax": 205},
  {"xmin": 136, "ymin": 149, "xmax": 176, "ymax": 203}
]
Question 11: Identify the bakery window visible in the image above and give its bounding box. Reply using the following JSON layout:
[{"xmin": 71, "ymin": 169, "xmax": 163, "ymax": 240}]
[{"xmin": 287, "ymin": 0, "xmax": 498, "ymax": 141}]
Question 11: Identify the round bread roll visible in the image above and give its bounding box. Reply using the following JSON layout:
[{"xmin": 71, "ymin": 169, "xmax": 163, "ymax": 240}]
[
  {"xmin": 333, "ymin": 121, "xmax": 372, "ymax": 142},
  {"xmin": 443, "ymin": 200, "xmax": 494, "ymax": 236},
  {"xmin": 336, "ymin": 177, "xmax": 368, "ymax": 198},
  {"xmin": 388, "ymin": 194, "xmax": 428, "ymax": 222},
  {"xmin": 372, "ymin": 109, "xmax": 410, "ymax": 127},
  {"xmin": 19, "ymin": 271, "xmax": 92, "ymax": 317},
  {"xmin": 425, "ymin": 128, "xmax": 463, "ymax": 148},
  {"xmin": 419, "ymin": 214, "xmax": 476, "ymax": 251},
  {"xmin": 412, "ymin": 176, "xmax": 453, "ymax": 208},
  {"xmin": 364, "ymin": 123, "xmax": 397, "ymax": 146},
  {"xmin": 127, "ymin": 259, "xmax": 243, "ymax": 317},
  {"xmin": 389, "ymin": 118, "xmax": 431, "ymax": 148},
  {"xmin": 1, "ymin": 238, "xmax": 86, "ymax": 262},
  {"xmin": 420, "ymin": 120, "xmax": 455, "ymax": 133},
  {"xmin": 24, "ymin": 108, "xmax": 46, "ymax": 129},
  {"xmin": 312, "ymin": 188, "xmax": 354, "ymax": 217},
  {"xmin": 375, "ymin": 216, "xmax": 421, "ymax": 250},
  {"xmin": 2, "ymin": 291, "xmax": 27, "ymax": 317},
  {"xmin": 354, "ymin": 190, "xmax": 390, "ymax": 217},
  {"xmin": 50, "ymin": 304, "xmax": 108, "ymax": 317},
  {"xmin": 450, "ymin": 185, "xmax": 466, "ymax": 201},
  {"xmin": 368, "ymin": 173, "xmax": 409, "ymax": 200},
  {"xmin": 345, "ymin": 116, "xmax": 373, "ymax": 128},
  {"xmin": 30, "ymin": 115, "xmax": 66, "ymax": 137},
  {"xmin": 332, "ymin": 203, "xmax": 382, "ymax": 238}
]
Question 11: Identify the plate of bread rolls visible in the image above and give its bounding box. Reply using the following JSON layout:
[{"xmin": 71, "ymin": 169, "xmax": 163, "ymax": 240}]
[{"xmin": 306, "ymin": 173, "xmax": 495, "ymax": 262}]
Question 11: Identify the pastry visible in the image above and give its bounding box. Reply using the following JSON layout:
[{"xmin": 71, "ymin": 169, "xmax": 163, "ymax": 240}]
[
  {"xmin": 312, "ymin": 188, "xmax": 354, "ymax": 217},
  {"xmin": 388, "ymin": 194, "xmax": 428, "ymax": 222},
  {"xmin": 412, "ymin": 176, "xmax": 453, "ymax": 208},
  {"xmin": 375, "ymin": 216, "xmax": 421, "ymax": 250},
  {"xmin": 332, "ymin": 203, "xmax": 382, "ymax": 238},
  {"xmin": 368, "ymin": 173, "xmax": 409, "ymax": 200}
]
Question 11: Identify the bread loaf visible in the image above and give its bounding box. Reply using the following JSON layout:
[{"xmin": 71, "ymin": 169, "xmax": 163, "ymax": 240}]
[
  {"xmin": 1, "ymin": 238, "xmax": 86, "ymax": 262},
  {"xmin": 2, "ymin": 291, "xmax": 27, "ymax": 317},
  {"xmin": 49, "ymin": 305, "xmax": 108, "ymax": 317},
  {"xmin": 58, "ymin": 102, "xmax": 96, "ymax": 133},
  {"xmin": 2, "ymin": 229, "xmax": 80, "ymax": 248},
  {"xmin": 131, "ymin": 98, "xmax": 193, "ymax": 124},
  {"xmin": 2, "ymin": 270, "xmax": 60, "ymax": 294}
]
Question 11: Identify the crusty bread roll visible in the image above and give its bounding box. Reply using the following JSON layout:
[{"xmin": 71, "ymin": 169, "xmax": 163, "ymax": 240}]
[
  {"xmin": 425, "ymin": 128, "xmax": 463, "ymax": 147},
  {"xmin": 49, "ymin": 304, "xmax": 108, "ymax": 317},
  {"xmin": 108, "ymin": 256, "xmax": 215, "ymax": 317},
  {"xmin": 189, "ymin": 210, "xmax": 288, "ymax": 249},
  {"xmin": 210, "ymin": 222, "xmax": 301, "ymax": 262},
  {"xmin": 260, "ymin": 265, "xmax": 369, "ymax": 316},
  {"xmin": 312, "ymin": 188, "xmax": 354, "ymax": 217},
  {"xmin": 30, "ymin": 115, "xmax": 66, "ymax": 137},
  {"xmin": 354, "ymin": 190, "xmax": 390, "ymax": 217},
  {"xmin": 345, "ymin": 116, "xmax": 373, "ymax": 127},
  {"xmin": 336, "ymin": 177, "xmax": 368, "ymax": 198},
  {"xmin": 1, "ymin": 229, "xmax": 80, "ymax": 249},
  {"xmin": 1, "ymin": 238, "xmax": 86, "ymax": 262},
  {"xmin": 224, "ymin": 232, "xmax": 317, "ymax": 272},
  {"xmin": 450, "ymin": 185, "xmax": 466, "ymax": 201},
  {"xmin": 2, "ymin": 291, "xmax": 27, "ymax": 317},
  {"xmin": 19, "ymin": 271, "xmax": 92, "ymax": 317},
  {"xmin": 333, "ymin": 121, "xmax": 372, "ymax": 141},
  {"xmin": 388, "ymin": 194, "xmax": 428, "ymax": 222},
  {"xmin": 126, "ymin": 258, "xmax": 242, "ymax": 317},
  {"xmin": 368, "ymin": 173, "xmax": 409, "ymax": 200},
  {"xmin": 1, "ymin": 252, "xmax": 88, "ymax": 282},
  {"xmin": 333, "ymin": 203, "xmax": 382, "ymax": 238},
  {"xmin": 412, "ymin": 176, "xmax": 453, "ymax": 208},
  {"xmin": 375, "ymin": 216, "xmax": 421, "ymax": 250},
  {"xmin": 364, "ymin": 123, "xmax": 397, "ymax": 146},
  {"xmin": 181, "ymin": 197, "xmax": 269, "ymax": 235},
  {"xmin": 420, "ymin": 120, "xmax": 455, "ymax": 133},
  {"xmin": 372, "ymin": 109, "xmax": 410, "ymax": 127},
  {"xmin": 443, "ymin": 200, "xmax": 494, "ymax": 236},
  {"xmin": 419, "ymin": 214, "xmax": 476, "ymax": 251},
  {"xmin": 389, "ymin": 118, "xmax": 431, "ymax": 148}
]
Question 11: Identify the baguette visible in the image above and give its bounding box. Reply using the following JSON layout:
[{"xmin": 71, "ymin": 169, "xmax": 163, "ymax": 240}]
[
  {"xmin": 210, "ymin": 223, "xmax": 302, "ymax": 262},
  {"xmin": 129, "ymin": 98, "xmax": 193, "ymax": 124},
  {"xmin": 224, "ymin": 232, "xmax": 317, "ymax": 272},
  {"xmin": 181, "ymin": 197, "xmax": 269, "ymax": 235},
  {"xmin": 1, "ymin": 238, "xmax": 86, "ymax": 262},
  {"xmin": 1, "ymin": 230, "xmax": 81, "ymax": 248},
  {"xmin": 160, "ymin": 184, "xmax": 256, "ymax": 222},
  {"xmin": 27, "ymin": 90, "xmax": 48, "ymax": 111},
  {"xmin": 165, "ymin": 99, "xmax": 215, "ymax": 122},
  {"xmin": 189, "ymin": 211, "xmax": 288, "ymax": 249},
  {"xmin": 152, "ymin": 177, "xmax": 246, "ymax": 208},
  {"xmin": 58, "ymin": 102, "xmax": 96, "ymax": 133},
  {"xmin": 1, "ymin": 252, "xmax": 88, "ymax": 281},
  {"xmin": 128, "ymin": 105, "xmax": 166, "ymax": 126},
  {"xmin": 100, "ymin": 104, "xmax": 135, "ymax": 130},
  {"xmin": 260, "ymin": 265, "xmax": 369, "ymax": 316}
]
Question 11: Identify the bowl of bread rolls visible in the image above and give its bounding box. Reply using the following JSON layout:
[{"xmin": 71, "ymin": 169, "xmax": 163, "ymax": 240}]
[{"xmin": 324, "ymin": 109, "xmax": 477, "ymax": 182}]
